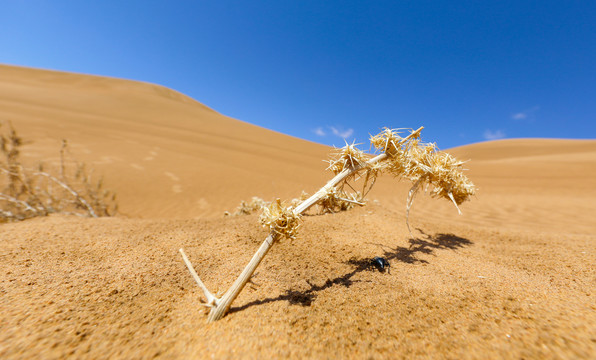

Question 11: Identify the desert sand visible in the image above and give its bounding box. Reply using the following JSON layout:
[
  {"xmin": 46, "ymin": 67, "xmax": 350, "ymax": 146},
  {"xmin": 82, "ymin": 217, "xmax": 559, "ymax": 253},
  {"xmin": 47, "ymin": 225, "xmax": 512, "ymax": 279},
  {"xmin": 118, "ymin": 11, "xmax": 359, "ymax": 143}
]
[{"xmin": 1, "ymin": 64, "xmax": 594, "ymax": 359}]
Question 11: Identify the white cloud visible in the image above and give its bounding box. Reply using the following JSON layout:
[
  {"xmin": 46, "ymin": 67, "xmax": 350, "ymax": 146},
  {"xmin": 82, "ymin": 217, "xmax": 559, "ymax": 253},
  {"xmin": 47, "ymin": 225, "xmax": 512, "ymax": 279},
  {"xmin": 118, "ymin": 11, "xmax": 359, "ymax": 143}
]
[
  {"xmin": 313, "ymin": 127, "xmax": 326, "ymax": 136},
  {"xmin": 512, "ymin": 106, "xmax": 540, "ymax": 121},
  {"xmin": 512, "ymin": 112, "xmax": 527, "ymax": 120},
  {"xmin": 329, "ymin": 126, "xmax": 354, "ymax": 139},
  {"xmin": 484, "ymin": 129, "xmax": 506, "ymax": 140}
]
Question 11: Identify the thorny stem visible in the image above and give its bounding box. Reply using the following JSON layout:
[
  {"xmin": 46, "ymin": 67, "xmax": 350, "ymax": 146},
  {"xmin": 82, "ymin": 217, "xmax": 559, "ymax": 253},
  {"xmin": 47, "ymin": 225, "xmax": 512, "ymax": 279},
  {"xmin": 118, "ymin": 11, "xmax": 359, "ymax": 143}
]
[{"xmin": 181, "ymin": 127, "xmax": 423, "ymax": 322}]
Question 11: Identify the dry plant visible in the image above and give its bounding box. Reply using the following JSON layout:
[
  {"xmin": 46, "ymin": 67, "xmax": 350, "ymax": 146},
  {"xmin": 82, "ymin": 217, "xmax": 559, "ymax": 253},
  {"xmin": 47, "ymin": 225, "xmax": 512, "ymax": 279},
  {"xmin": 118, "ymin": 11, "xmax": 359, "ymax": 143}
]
[
  {"xmin": 180, "ymin": 126, "xmax": 475, "ymax": 322},
  {"xmin": 0, "ymin": 122, "xmax": 117, "ymax": 222},
  {"xmin": 224, "ymin": 196, "xmax": 269, "ymax": 216},
  {"xmin": 226, "ymin": 188, "xmax": 361, "ymax": 217}
]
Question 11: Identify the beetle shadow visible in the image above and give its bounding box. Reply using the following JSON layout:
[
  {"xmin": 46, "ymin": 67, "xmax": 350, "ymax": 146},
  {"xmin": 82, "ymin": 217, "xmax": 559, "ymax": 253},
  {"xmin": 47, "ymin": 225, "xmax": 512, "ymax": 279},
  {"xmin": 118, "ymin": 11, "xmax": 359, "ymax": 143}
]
[{"xmin": 228, "ymin": 231, "xmax": 472, "ymax": 314}]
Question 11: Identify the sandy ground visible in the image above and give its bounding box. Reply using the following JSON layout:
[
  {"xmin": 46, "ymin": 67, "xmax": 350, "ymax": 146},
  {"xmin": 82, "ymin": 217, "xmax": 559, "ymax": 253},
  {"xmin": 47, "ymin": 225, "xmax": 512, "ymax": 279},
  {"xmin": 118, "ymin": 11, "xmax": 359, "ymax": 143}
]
[{"xmin": 1, "ymin": 65, "xmax": 595, "ymax": 359}]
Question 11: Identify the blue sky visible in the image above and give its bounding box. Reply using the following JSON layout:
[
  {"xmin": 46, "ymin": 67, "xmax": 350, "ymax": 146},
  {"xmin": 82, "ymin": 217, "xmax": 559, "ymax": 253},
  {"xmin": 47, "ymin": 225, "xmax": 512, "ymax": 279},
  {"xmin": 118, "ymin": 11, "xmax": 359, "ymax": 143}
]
[{"xmin": 1, "ymin": 1, "xmax": 595, "ymax": 149}]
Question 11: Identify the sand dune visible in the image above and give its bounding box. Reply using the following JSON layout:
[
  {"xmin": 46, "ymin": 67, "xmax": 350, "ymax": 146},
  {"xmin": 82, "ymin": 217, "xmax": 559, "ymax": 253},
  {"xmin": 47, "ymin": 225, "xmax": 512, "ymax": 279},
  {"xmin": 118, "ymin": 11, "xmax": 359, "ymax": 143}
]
[
  {"xmin": 1, "ymin": 65, "xmax": 594, "ymax": 359},
  {"xmin": 0, "ymin": 64, "xmax": 330, "ymax": 219}
]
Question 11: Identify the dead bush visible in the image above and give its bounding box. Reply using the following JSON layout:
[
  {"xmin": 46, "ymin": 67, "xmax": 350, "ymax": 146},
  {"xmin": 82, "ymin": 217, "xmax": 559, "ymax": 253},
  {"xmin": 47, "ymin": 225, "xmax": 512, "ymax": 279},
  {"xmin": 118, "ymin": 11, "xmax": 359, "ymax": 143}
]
[{"xmin": 0, "ymin": 122, "xmax": 117, "ymax": 222}]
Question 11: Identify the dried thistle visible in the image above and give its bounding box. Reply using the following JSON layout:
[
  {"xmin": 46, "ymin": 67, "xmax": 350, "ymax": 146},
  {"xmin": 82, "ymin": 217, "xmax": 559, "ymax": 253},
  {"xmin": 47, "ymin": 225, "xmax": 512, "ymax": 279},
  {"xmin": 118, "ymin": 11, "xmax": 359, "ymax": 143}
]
[
  {"xmin": 259, "ymin": 199, "xmax": 301, "ymax": 240},
  {"xmin": 318, "ymin": 187, "xmax": 364, "ymax": 214},
  {"xmin": 326, "ymin": 141, "xmax": 370, "ymax": 174},
  {"xmin": 326, "ymin": 140, "xmax": 382, "ymax": 206},
  {"xmin": 371, "ymin": 128, "xmax": 475, "ymax": 220},
  {"xmin": 370, "ymin": 127, "xmax": 420, "ymax": 157},
  {"xmin": 181, "ymin": 126, "xmax": 476, "ymax": 322}
]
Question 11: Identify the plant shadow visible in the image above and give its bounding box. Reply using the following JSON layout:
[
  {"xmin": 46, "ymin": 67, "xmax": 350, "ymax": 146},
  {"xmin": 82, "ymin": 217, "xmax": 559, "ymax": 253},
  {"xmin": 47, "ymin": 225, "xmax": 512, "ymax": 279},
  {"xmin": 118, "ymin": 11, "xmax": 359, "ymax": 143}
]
[
  {"xmin": 374, "ymin": 229, "xmax": 473, "ymax": 265},
  {"xmin": 228, "ymin": 231, "xmax": 472, "ymax": 314}
]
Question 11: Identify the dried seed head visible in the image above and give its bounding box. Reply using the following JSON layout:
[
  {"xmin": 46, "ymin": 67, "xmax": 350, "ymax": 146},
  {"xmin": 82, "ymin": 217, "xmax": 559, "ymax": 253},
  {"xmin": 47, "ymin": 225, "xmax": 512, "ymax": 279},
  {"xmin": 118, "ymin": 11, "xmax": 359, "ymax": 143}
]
[
  {"xmin": 400, "ymin": 142, "xmax": 475, "ymax": 207},
  {"xmin": 370, "ymin": 128, "xmax": 421, "ymax": 157},
  {"xmin": 425, "ymin": 151, "xmax": 475, "ymax": 207},
  {"xmin": 326, "ymin": 142, "xmax": 369, "ymax": 175},
  {"xmin": 370, "ymin": 127, "xmax": 475, "ymax": 214},
  {"xmin": 259, "ymin": 199, "xmax": 301, "ymax": 240},
  {"xmin": 318, "ymin": 187, "xmax": 363, "ymax": 214}
]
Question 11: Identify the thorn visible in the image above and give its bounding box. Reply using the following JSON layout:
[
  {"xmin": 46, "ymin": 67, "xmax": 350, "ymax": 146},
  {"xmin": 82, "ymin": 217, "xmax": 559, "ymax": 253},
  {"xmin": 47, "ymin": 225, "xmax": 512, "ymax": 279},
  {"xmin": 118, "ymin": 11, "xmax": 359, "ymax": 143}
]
[
  {"xmin": 447, "ymin": 192, "xmax": 462, "ymax": 215},
  {"xmin": 406, "ymin": 178, "xmax": 422, "ymax": 238},
  {"xmin": 179, "ymin": 248, "xmax": 218, "ymax": 305},
  {"xmin": 337, "ymin": 197, "xmax": 365, "ymax": 206}
]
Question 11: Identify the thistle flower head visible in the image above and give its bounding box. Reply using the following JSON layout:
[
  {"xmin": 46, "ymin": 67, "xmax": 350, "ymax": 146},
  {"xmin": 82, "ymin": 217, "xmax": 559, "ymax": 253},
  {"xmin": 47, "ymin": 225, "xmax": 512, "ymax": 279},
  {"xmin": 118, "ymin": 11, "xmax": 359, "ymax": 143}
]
[
  {"xmin": 259, "ymin": 199, "xmax": 301, "ymax": 240},
  {"xmin": 326, "ymin": 141, "xmax": 369, "ymax": 175}
]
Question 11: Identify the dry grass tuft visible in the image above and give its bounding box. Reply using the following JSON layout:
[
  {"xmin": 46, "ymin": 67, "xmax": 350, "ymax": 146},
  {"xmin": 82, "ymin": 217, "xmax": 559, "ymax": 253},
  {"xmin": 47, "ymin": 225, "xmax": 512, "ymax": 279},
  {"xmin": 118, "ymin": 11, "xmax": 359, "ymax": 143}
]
[
  {"xmin": 224, "ymin": 196, "xmax": 268, "ymax": 216},
  {"xmin": 259, "ymin": 199, "xmax": 301, "ymax": 240},
  {"xmin": 0, "ymin": 122, "xmax": 117, "ymax": 222}
]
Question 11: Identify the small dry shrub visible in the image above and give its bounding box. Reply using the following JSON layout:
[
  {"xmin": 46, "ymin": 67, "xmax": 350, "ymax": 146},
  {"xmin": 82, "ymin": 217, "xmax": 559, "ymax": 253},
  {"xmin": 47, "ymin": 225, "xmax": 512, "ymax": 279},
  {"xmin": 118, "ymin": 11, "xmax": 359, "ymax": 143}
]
[
  {"xmin": 0, "ymin": 122, "xmax": 117, "ymax": 222},
  {"xmin": 224, "ymin": 196, "xmax": 268, "ymax": 216},
  {"xmin": 227, "ymin": 127, "xmax": 475, "ymax": 239}
]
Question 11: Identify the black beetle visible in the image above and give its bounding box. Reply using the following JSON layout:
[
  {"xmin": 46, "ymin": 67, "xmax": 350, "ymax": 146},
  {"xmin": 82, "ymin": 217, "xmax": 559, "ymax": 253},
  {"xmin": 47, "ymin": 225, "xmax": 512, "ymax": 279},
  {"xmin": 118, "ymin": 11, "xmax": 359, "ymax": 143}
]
[{"xmin": 371, "ymin": 256, "xmax": 390, "ymax": 273}]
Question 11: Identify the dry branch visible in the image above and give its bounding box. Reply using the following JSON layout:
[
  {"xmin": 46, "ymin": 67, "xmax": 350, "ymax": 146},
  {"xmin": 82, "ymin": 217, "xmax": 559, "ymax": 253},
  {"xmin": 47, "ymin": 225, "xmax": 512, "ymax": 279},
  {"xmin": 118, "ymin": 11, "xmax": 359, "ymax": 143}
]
[
  {"xmin": 33, "ymin": 171, "xmax": 98, "ymax": 218},
  {"xmin": 181, "ymin": 126, "xmax": 475, "ymax": 322}
]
